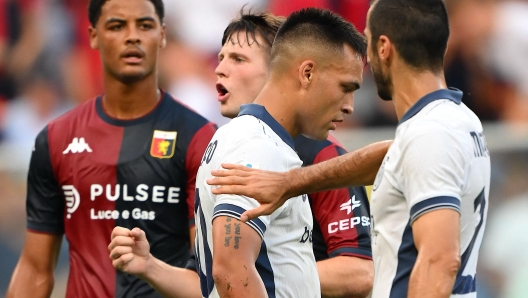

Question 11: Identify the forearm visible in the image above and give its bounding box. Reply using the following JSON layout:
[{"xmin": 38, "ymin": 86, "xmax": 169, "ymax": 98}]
[
  {"xmin": 409, "ymin": 209, "xmax": 461, "ymax": 298},
  {"xmin": 7, "ymin": 262, "xmax": 54, "ymax": 298},
  {"xmin": 408, "ymin": 258, "xmax": 459, "ymax": 298},
  {"xmin": 8, "ymin": 232, "xmax": 62, "ymax": 298},
  {"xmin": 287, "ymin": 140, "xmax": 391, "ymax": 197},
  {"xmin": 140, "ymin": 256, "xmax": 201, "ymax": 298},
  {"xmin": 317, "ymin": 256, "xmax": 373, "ymax": 298}
]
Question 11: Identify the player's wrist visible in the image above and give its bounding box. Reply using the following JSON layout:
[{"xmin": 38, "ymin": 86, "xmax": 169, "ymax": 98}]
[
  {"xmin": 137, "ymin": 253, "xmax": 155, "ymax": 280},
  {"xmin": 285, "ymin": 168, "xmax": 305, "ymax": 199}
]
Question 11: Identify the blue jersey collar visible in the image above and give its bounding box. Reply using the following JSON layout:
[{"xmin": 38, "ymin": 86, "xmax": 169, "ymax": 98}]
[
  {"xmin": 237, "ymin": 104, "xmax": 295, "ymax": 150},
  {"xmin": 399, "ymin": 87, "xmax": 463, "ymax": 124}
]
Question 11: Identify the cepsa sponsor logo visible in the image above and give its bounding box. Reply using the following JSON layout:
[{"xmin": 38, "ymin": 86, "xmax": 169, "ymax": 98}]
[
  {"xmin": 328, "ymin": 216, "xmax": 370, "ymax": 234},
  {"xmin": 62, "ymin": 184, "xmax": 181, "ymax": 221},
  {"xmin": 328, "ymin": 196, "xmax": 370, "ymax": 234}
]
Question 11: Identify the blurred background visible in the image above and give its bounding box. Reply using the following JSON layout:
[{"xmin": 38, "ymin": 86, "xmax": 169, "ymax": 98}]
[{"xmin": 0, "ymin": 0, "xmax": 527, "ymax": 297}]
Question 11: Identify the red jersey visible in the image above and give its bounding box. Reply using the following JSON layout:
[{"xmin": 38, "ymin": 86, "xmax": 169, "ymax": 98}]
[{"xmin": 26, "ymin": 92, "xmax": 216, "ymax": 297}]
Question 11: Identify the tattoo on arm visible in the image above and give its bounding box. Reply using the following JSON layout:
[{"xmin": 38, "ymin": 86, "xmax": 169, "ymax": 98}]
[
  {"xmin": 234, "ymin": 223, "xmax": 241, "ymax": 249},
  {"xmin": 223, "ymin": 218, "xmax": 242, "ymax": 249},
  {"xmin": 224, "ymin": 219, "xmax": 232, "ymax": 247}
]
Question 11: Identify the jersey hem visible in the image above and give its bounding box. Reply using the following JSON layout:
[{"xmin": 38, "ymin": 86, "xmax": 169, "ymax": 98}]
[
  {"xmin": 27, "ymin": 224, "xmax": 64, "ymax": 235},
  {"xmin": 328, "ymin": 247, "xmax": 372, "ymax": 259},
  {"xmin": 185, "ymin": 257, "xmax": 197, "ymax": 272}
]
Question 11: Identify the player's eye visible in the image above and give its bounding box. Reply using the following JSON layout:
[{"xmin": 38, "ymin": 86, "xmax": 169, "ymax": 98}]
[
  {"xmin": 343, "ymin": 86, "xmax": 353, "ymax": 93},
  {"xmin": 234, "ymin": 57, "xmax": 243, "ymax": 63},
  {"xmin": 140, "ymin": 23, "xmax": 153, "ymax": 30},
  {"xmin": 109, "ymin": 24, "xmax": 123, "ymax": 31}
]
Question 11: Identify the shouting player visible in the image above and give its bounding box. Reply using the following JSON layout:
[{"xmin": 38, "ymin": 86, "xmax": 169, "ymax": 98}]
[
  {"xmin": 110, "ymin": 9, "xmax": 382, "ymax": 298},
  {"xmin": 209, "ymin": 0, "xmax": 491, "ymax": 297},
  {"xmin": 7, "ymin": 0, "xmax": 216, "ymax": 297}
]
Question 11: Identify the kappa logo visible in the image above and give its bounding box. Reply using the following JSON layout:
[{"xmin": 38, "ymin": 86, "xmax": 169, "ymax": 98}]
[
  {"xmin": 150, "ymin": 130, "xmax": 177, "ymax": 158},
  {"xmin": 340, "ymin": 195, "xmax": 361, "ymax": 215},
  {"xmin": 63, "ymin": 185, "xmax": 80, "ymax": 219},
  {"xmin": 63, "ymin": 137, "xmax": 93, "ymax": 154}
]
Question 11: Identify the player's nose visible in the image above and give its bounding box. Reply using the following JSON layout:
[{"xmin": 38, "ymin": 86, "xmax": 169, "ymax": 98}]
[
  {"xmin": 342, "ymin": 96, "xmax": 354, "ymax": 115},
  {"xmin": 215, "ymin": 60, "xmax": 228, "ymax": 78},
  {"xmin": 125, "ymin": 26, "xmax": 141, "ymax": 45}
]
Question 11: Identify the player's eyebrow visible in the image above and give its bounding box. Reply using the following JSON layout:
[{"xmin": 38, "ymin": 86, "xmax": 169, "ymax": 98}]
[
  {"xmin": 136, "ymin": 16, "xmax": 156, "ymax": 23},
  {"xmin": 105, "ymin": 16, "xmax": 156, "ymax": 25},
  {"xmin": 228, "ymin": 52, "xmax": 248, "ymax": 59},
  {"xmin": 105, "ymin": 17, "xmax": 126, "ymax": 25}
]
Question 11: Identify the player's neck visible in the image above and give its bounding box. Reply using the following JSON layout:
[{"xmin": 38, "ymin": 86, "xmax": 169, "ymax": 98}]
[
  {"xmin": 102, "ymin": 75, "xmax": 160, "ymax": 120},
  {"xmin": 391, "ymin": 68, "xmax": 447, "ymax": 121},
  {"xmin": 253, "ymin": 81, "xmax": 300, "ymax": 138}
]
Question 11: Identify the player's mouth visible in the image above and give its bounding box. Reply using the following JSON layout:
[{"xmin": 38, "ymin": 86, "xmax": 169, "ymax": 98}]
[
  {"xmin": 216, "ymin": 83, "xmax": 230, "ymax": 102},
  {"xmin": 330, "ymin": 119, "xmax": 343, "ymax": 130},
  {"xmin": 121, "ymin": 48, "xmax": 145, "ymax": 64}
]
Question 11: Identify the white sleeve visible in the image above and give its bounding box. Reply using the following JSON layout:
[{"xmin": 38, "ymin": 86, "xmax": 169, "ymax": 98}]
[
  {"xmin": 400, "ymin": 121, "xmax": 466, "ymax": 223},
  {"xmin": 212, "ymin": 132, "xmax": 286, "ymax": 239}
]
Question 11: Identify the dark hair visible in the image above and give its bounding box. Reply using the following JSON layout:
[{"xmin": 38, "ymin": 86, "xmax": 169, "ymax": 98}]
[
  {"xmin": 88, "ymin": 0, "xmax": 165, "ymax": 27},
  {"xmin": 368, "ymin": 0, "xmax": 449, "ymax": 71},
  {"xmin": 222, "ymin": 8, "xmax": 285, "ymax": 48},
  {"xmin": 272, "ymin": 8, "xmax": 367, "ymax": 60}
]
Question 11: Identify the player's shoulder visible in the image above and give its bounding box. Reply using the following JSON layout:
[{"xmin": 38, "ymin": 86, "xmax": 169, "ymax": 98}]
[
  {"xmin": 213, "ymin": 116, "xmax": 290, "ymax": 165},
  {"xmin": 406, "ymin": 101, "xmax": 480, "ymax": 140},
  {"xmin": 214, "ymin": 116, "xmax": 274, "ymax": 147}
]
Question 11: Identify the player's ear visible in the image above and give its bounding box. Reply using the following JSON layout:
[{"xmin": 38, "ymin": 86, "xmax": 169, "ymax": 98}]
[
  {"xmin": 377, "ymin": 35, "xmax": 392, "ymax": 65},
  {"xmin": 160, "ymin": 24, "xmax": 167, "ymax": 49},
  {"xmin": 299, "ymin": 60, "xmax": 315, "ymax": 89},
  {"xmin": 89, "ymin": 26, "xmax": 99, "ymax": 49}
]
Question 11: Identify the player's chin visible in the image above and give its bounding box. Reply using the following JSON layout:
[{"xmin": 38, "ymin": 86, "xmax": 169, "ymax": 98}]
[
  {"xmin": 116, "ymin": 70, "xmax": 149, "ymax": 84},
  {"xmin": 219, "ymin": 103, "xmax": 239, "ymax": 119}
]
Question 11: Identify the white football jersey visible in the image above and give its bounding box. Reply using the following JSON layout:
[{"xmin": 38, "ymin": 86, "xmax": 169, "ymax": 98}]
[
  {"xmin": 370, "ymin": 89, "xmax": 490, "ymax": 298},
  {"xmin": 194, "ymin": 104, "xmax": 320, "ymax": 298}
]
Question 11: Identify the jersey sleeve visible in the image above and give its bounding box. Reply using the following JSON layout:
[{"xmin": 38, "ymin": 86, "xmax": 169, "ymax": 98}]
[
  {"xmin": 212, "ymin": 133, "xmax": 286, "ymax": 239},
  {"xmin": 26, "ymin": 126, "xmax": 65, "ymax": 234},
  {"xmin": 185, "ymin": 122, "xmax": 216, "ymax": 227},
  {"xmin": 401, "ymin": 121, "xmax": 466, "ymax": 224},
  {"xmin": 310, "ymin": 145, "xmax": 372, "ymax": 260}
]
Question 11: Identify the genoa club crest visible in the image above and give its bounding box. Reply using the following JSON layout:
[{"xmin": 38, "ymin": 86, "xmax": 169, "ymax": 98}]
[{"xmin": 150, "ymin": 130, "xmax": 177, "ymax": 158}]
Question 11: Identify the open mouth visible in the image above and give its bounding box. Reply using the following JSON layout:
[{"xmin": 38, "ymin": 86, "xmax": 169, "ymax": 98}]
[{"xmin": 216, "ymin": 83, "xmax": 229, "ymax": 101}]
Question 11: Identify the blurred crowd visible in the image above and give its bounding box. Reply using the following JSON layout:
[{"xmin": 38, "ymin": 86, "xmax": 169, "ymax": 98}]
[{"xmin": 0, "ymin": 0, "xmax": 527, "ymax": 297}]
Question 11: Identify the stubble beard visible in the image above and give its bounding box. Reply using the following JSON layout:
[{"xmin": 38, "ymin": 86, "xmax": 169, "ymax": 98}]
[
  {"xmin": 117, "ymin": 69, "xmax": 152, "ymax": 84},
  {"xmin": 371, "ymin": 59, "xmax": 393, "ymax": 102},
  {"xmin": 107, "ymin": 64, "xmax": 154, "ymax": 85}
]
